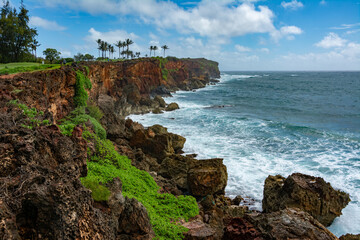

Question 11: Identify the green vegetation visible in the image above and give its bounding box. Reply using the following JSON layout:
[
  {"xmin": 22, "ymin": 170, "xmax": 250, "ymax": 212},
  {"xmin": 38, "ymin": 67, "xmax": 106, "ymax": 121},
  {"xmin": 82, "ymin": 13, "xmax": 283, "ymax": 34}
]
[
  {"xmin": 57, "ymin": 67, "xmax": 199, "ymax": 239},
  {"xmin": 43, "ymin": 48, "xmax": 61, "ymax": 64},
  {"xmin": 157, "ymin": 57, "xmax": 169, "ymax": 81},
  {"xmin": 0, "ymin": 62, "xmax": 60, "ymax": 75},
  {"xmin": 80, "ymin": 131, "xmax": 199, "ymax": 239},
  {"xmin": 73, "ymin": 70, "xmax": 92, "ymax": 107},
  {"xmin": 0, "ymin": 1, "xmax": 38, "ymax": 63},
  {"xmin": 9, "ymin": 99, "xmax": 50, "ymax": 129}
]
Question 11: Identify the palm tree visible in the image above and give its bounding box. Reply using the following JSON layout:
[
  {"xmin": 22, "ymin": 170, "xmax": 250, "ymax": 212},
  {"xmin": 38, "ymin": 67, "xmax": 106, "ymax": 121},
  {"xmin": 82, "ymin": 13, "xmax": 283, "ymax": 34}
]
[
  {"xmin": 149, "ymin": 46, "xmax": 153, "ymax": 57},
  {"xmin": 109, "ymin": 45, "xmax": 115, "ymax": 59},
  {"xmin": 100, "ymin": 41, "xmax": 106, "ymax": 58},
  {"xmin": 153, "ymin": 46, "xmax": 158, "ymax": 56},
  {"xmin": 136, "ymin": 52, "xmax": 140, "ymax": 58},
  {"xmin": 96, "ymin": 39, "xmax": 102, "ymax": 58},
  {"xmin": 161, "ymin": 45, "xmax": 169, "ymax": 57},
  {"xmin": 115, "ymin": 41, "xmax": 122, "ymax": 59},
  {"xmin": 125, "ymin": 39, "xmax": 134, "ymax": 59}
]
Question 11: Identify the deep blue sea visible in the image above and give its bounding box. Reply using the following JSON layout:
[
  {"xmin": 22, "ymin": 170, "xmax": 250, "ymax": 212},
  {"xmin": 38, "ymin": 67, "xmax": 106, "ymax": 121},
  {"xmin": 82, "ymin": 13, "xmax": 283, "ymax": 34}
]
[{"xmin": 130, "ymin": 72, "xmax": 360, "ymax": 236}]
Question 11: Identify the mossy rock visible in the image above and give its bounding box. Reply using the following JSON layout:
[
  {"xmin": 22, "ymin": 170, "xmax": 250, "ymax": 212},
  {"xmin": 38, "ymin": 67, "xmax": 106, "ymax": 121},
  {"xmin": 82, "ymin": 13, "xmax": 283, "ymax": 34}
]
[
  {"xmin": 152, "ymin": 108, "xmax": 163, "ymax": 114},
  {"xmin": 165, "ymin": 102, "xmax": 179, "ymax": 112},
  {"xmin": 154, "ymin": 95, "xmax": 166, "ymax": 108}
]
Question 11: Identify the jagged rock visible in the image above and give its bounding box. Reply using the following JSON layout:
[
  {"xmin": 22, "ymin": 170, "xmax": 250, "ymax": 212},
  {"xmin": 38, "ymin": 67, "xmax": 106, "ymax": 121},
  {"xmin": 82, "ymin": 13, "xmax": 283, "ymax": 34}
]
[
  {"xmin": 152, "ymin": 108, "xmax": 163, "ymax": 114},
  {"xmin": 223, "ymin": 217, "xmax": 263, "ymax": 240},
  {"xmin": 248, "ymin": 208, "xmax": 338, "ymax": 240},
  {"xmin": 340, "ymin": 234, "xmax": 360, "ymax": 240},
  {"xmin": 188, "ymin": 158, "xmax": 227, "ymax": 197},
  {"xmin": 165, "ymin": 102, "xmax": 179, "ymax": 111},
  {"xmin": 228, "ymin": 206, "xmax": 248, "ymax": 218},
  {"xmin": 183, "ymin": 218, "xmax": 216, "ymax": 240},
  {"xmin": 231, "ymin": 195, "xmax": 243, "ymax": 206},
  {"xmin": 154, "ymin": 95, "xmax": 166, "ymax": 108},
  {"xmin": 262, "ymin": 173, "xmax": 351, "ymax": 226},
  {"xmin": 117, "ymin": 197, "xmax": 154, "ymax": 239},
  {"xmin": 159, "ymin": 154, "xmax": 192, "ymax": 190}
]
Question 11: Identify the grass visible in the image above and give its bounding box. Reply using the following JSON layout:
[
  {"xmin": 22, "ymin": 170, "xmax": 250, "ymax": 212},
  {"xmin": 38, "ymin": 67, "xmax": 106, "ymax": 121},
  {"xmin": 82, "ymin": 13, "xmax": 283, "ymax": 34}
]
[{"xmin": 0, "ymin": 62, "xmax": 61, "ymax": 75}]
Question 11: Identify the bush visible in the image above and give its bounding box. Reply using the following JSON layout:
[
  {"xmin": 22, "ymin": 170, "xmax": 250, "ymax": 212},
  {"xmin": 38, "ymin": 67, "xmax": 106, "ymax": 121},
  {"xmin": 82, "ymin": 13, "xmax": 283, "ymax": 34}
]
[
  {"xmin": 73, "ymin": 70, "xmax": 91, "ymax": 107},
  {"xmin": 87, "ymin": 103, "xmax": 104, "ymax": 122}
]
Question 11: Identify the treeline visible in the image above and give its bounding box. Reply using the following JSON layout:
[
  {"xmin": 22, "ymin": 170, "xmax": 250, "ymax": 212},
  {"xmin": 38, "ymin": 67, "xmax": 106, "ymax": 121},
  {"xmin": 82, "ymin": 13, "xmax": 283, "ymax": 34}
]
[{"xmin": 0, "ymin": 1, "xmax": 38, "ymax": 63}]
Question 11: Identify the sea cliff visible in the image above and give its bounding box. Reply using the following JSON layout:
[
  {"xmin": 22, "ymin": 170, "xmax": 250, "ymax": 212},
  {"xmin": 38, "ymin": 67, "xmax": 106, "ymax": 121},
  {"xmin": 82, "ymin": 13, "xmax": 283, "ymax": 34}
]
[{"xmin": 0, "ymin": 57, "xmax": 354, "ymax": 239}]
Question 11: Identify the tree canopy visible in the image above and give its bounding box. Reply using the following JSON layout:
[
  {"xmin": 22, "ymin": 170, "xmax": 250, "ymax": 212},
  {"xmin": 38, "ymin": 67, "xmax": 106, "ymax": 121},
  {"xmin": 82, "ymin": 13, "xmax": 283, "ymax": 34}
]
[
  {"xmin": 43, "ymin": 48, "xmax": 61, "ymax": 63},
  {"xmin": 0, "ymin": 0, "xmax": 38, "ymax": 63}
]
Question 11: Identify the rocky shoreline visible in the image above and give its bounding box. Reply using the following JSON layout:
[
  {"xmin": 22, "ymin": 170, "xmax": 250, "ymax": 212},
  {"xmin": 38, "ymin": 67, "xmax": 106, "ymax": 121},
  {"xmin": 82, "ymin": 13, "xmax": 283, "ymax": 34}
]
[{"xmin": 0, "ymin": 57, "xmax": 358, "ymax": 239}]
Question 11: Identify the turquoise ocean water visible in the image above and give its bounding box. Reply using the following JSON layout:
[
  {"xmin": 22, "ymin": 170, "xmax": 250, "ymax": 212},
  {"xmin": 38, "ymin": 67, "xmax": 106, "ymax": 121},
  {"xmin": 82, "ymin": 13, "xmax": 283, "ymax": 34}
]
[{"xmin": 130, "ymin": 72, "xmax": 360, "ymax": 236}]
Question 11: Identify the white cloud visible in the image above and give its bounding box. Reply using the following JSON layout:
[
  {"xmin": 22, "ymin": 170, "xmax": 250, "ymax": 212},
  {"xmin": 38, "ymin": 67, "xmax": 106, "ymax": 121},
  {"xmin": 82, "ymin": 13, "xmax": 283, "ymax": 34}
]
[
  {"xmin": 85, "ymin": 27, "xmax": 138, "ymax": 44},
  {"xmin": 271, "ymin": 25, "xmax": 303, "ymax": 41},
  {"xmin": 39, "ymin": 0, "xmax": 294, "ymax": 40},
  {"xmin": 319, "ymin": 0, "xmax": 326, "ymax": 5},
  {"xmin": 235, "ymin": 45, "xmax": 251, "ymax": 52},
  {"xmin": 281, "ymin": 0, "xmax": 304, "ymax": 10},
  {"xmin": 61, "ymin": 50, "xmax": 72, "ymax": 57},
  {"xmin": 315, "ymin": 32, "xmax": 347, "ymax": 48},
  {"xmin": 29, "ymin": 16, "xmax": 66, "ymax": 31},
  {"xmin": 331, "ymin": 23, "xmax": 360, "ymax": 30},
  {"xmin": 259, "ymin": 48, "xmax": 270, "ymax": 53}
]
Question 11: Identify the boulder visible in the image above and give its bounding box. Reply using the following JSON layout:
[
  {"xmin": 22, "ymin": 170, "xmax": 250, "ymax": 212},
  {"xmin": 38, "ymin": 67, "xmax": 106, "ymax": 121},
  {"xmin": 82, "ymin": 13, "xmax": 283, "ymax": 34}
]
[
  {"xmin": 154, "ymin": 95, "xmax": 166, "ymax": 108},
  {"xmin": 262, "ymin": 173, "xmax": 351, "ymax": 226},
  {"xmin": 183, "ymin": 218, "xmax": 216, "ymax": 240},
  {"xmin": 231, "ymin": 195, "xmax": 243, "ymax": 206},
  {"xmin": 165, "ymin": 102, "xmax": 179, "ymax": 111},
  {"xmin": 248, "ymin": 208, "xmax": 338, "ymax": 240},
  {"xmin": 152, "ymin": 108, "xmax": 163, "ymax": 114},
  {"xmin": 188, "ymin": 158, "xmax": 227, "ymax": 197}
]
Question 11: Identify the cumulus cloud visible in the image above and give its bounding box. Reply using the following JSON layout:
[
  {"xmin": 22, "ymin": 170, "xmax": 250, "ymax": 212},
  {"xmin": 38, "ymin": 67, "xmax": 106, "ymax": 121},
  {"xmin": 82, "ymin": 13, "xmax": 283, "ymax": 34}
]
[
  {"xmin": 315, "ymin": 32, "xmax": 347, "ymax": 48},
  {"xmin": 235, "ymin": 45, "xmax": 251, "ymax": 52},
  {"xmin": 281, "ymin": 0, "xmax": 304, "ymax": 10},
  {"xmin": 39, "ymin": 0, "xmax": 297, "ymax": 39},
  {"xmin": 271, "ymin": 25, "xmax": 303, "ymax": 41},
  {"xmin": 85, "ymin": 28, "xmax": 138, "ymax": 44},
  {"xmin": 29, "ymin": 16, "xmax": 66, "ymax": 31}
]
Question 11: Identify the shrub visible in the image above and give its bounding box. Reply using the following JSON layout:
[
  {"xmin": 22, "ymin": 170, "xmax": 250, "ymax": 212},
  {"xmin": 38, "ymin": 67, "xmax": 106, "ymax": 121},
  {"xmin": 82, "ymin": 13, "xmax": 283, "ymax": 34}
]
[
  {"xmin": 87, "ymin": 103, "xmax": 104, "ymax": 122},
  {"xmin": 73, "ymin": 70, "xmax": 91, "ymax": 107}
]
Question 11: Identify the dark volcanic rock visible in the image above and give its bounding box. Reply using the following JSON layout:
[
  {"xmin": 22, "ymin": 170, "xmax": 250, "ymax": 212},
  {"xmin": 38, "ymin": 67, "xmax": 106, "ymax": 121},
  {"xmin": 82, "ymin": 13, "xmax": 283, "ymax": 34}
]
[
  {"xmin": 183, "ymin": 218, "xmax": 216, "ymax": 240},
  {"xmin": 223, "ymin": 217, "xmax": 264, "ymax": 240},
  {"xmin": 262, "ymin": 173, "xmax": 351, "ymax": 226},
  {"xmin": 188, "ymin": 158, "xmax": 227, "ymax": 197},
  {"xmin": 165, "ymin": 102, "xmax": 180, "ymax": 111},
  {"xmin": 248, "ymin": 208, "xmax": 338, "ymax": 240},
  {"xmin": 0, "ymin": 107, "xmax": 154, "ymax": 240}
]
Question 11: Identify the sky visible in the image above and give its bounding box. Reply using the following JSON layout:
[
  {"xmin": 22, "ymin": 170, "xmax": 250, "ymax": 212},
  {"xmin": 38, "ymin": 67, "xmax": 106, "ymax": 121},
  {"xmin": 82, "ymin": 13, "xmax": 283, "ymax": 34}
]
[{"xmin": 6, "ymin": 0, "xmax": 360, "ymax": 70}]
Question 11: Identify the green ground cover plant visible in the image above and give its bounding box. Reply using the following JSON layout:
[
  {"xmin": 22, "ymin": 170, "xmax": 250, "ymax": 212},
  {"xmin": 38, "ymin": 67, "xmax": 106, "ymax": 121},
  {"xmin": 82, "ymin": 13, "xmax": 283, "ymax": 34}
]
[{"xmin": 0, "ymin": 62, "xmax": 60, "ymax": 75}]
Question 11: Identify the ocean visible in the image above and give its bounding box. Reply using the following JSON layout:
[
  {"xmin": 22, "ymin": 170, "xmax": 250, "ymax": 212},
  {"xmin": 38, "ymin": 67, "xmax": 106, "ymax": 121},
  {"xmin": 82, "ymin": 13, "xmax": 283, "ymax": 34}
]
[{"xmin": 129, "ymin": 71, "xmax": 360, "ymax": 236}]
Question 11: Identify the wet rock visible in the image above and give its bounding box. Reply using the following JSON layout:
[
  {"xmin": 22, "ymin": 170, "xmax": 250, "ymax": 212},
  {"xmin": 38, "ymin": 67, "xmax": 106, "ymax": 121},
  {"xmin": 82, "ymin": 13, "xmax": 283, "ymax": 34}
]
[
  {"xmin": 152, "ymin": 108, "xmax": 163, "ymax": 114},
  {"xmin": 262, "ymin": 173, "xmax": 351, "ymax": 226},
  {"xmin": 249, "ymin": 208, "xmax": 338, "ymax": 240},
  {"xmin": 188, "ymin": 158, "xmax": 227, "ymax": 197},
  {"xmin": 154, "ymin": 95, "xmax": 166, "ymax": 108},
  {"xmin": 165, "ymin": 102, "xmax": 179, "ymax": 111},
  {"xmin": 340, "ymin": 234, "xmax": 360, "ymax": 240},
  {"xmin": 231, "ymin": 195, "xmax": 243, "ymax": 206},
  {"xmin": 150, "ymin": 85, "xmax": 171, "ymax": 97}
]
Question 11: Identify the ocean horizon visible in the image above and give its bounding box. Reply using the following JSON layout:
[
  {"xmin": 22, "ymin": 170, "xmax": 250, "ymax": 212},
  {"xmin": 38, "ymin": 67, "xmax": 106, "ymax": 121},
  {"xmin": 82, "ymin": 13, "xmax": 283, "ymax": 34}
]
[{"xmin": 130, "ymin": 71, "xmax": 360, "ymax": 237}]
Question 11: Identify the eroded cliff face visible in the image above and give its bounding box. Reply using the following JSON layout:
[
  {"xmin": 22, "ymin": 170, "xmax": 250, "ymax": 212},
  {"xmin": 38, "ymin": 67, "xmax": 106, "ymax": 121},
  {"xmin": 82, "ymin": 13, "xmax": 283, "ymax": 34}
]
[{"xmin": 0, "ymin": 58, "xmax": 220, "ymax": 122}]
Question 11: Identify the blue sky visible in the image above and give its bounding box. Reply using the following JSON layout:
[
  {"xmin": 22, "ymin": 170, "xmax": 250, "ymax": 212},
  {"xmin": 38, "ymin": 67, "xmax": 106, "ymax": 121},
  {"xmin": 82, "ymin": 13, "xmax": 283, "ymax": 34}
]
[{"xmin": 7, "ymin": 0, "xmax": 360, "ymax": 70}]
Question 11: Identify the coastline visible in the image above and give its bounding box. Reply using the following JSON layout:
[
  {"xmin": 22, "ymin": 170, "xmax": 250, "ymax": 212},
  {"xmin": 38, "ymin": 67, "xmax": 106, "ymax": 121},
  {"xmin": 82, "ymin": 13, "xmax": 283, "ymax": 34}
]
[{"xmin": 0, "ymin": 61, "xmax": 357, "ymax": 239}]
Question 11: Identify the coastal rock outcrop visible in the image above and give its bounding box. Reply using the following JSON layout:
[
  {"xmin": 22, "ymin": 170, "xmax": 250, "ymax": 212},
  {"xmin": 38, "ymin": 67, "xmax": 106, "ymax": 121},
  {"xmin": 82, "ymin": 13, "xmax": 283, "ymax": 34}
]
[
  {"xmin": 262, "ymin": 173, "xmax": 351, "ymax": 226},
  {"xmin": 247, "ymin": 208, "xmax": 338, "ymax": 240}
]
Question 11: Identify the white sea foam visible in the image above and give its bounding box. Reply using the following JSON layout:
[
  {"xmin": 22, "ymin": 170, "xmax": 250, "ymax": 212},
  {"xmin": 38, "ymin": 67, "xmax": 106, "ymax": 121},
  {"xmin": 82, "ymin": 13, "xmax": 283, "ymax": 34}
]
[{"xmin": 129, "ymin": 74, "xmax": 360, "ymax": 236}]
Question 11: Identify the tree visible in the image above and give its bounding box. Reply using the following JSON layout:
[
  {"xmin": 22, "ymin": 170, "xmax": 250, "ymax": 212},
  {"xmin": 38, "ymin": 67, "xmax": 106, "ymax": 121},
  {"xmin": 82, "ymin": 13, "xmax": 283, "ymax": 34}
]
[
  {"xmin": 43, "ymin": 48, "xmax": 61, "ymax": 63},
  {"xmin": 124, "ymin": 38, "xmax": 133, "ymax": 59},
  {"xmin": 96, "ymin": 39, "xmax": 102, "ymax": 58},
  {"xmin": 161, "ymin": 45, "xmax": 169, "ymax": 57},
  {"xmin": 84, "ymin": 53, "xmax": 94, "ymax": 61},
  {"xmin": 115, "ymin": 40, "xmax": 122, "ymax": 58},
  {"xmin": 153, "ymin": 46, "xmax": 158, "ymax": 56},
  {"xmin": 135, "ymin": 52, "xmax": 140, "ymax": 58},
  {"xmin": 30, "ymin": 39, "xmax": 40, "ymax": 60},
  {"xmin": 149, "ymin": 46, "xmax": 153, "ymax": 57},
  {"xmin": 0, "ymin": 0, "xmax": 38, "ymax": 63}
]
